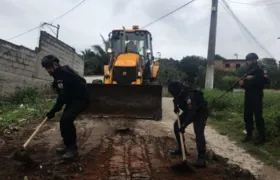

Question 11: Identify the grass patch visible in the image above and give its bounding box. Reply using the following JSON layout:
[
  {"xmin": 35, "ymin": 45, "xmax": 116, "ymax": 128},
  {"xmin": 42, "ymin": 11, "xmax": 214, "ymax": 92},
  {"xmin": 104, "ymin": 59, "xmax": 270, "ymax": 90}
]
[
  {"xmin": 209, "ymin": 112, "xmax": 280, "ymax": 168},
  {"xmin": 0, "ymin": 87, "xmax": 53, "ymax": 133},
  {"xmin": 204, "ymin": 89, "xmax": 280, "ymax": 168}
]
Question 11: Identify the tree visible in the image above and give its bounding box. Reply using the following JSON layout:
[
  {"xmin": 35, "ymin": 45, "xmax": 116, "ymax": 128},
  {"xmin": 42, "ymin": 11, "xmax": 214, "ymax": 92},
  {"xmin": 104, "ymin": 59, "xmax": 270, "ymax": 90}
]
[
  {"xmin": 92, "ymin": 34, "xmax": 110, "ymax": 65},
  {"xmin": 81, "ymin": 49, "xmax": 101, "ymax": 75},
  {"xmin": 179, "ymin": 56, "xmax": 207, "ymax": 87},
  {"xmin": 215, "ymin": 54, "xmax": 226, "ymax": 60},
  {"xmin": 82, "ymin": 34, "xmax": 110, "ymax": 75},
  {"xmin": 236, "ymin": 65, "xmax": 248, "ymax": 77},
  {"xmin": 157, "ymin": 58, "xmax": 185, "ymax": 85},
  {"xmin": 260, "ymin": 58, "xmax": 278, "ymax": 71},
  {"xmin": 260, "ymin": 58, "xmax": 280, "ymax": 89}
]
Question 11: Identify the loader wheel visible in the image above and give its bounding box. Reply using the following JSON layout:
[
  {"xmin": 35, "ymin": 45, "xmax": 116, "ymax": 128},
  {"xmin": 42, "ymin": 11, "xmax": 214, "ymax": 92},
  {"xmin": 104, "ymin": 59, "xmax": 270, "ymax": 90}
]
[{"xmin": 92, "ymin": 80, "xmax": 103, "ymax": 84}]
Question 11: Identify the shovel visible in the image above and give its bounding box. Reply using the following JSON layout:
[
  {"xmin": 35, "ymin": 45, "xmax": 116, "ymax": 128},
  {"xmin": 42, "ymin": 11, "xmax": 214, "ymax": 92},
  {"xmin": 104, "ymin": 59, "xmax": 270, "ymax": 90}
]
[
  {"xmin": 170, "ymin": 112, "xmax": 196, "ymax": 173},
  {"xmin": 11, "ymin": 117, "xmax": 48, "ymax": 164}
]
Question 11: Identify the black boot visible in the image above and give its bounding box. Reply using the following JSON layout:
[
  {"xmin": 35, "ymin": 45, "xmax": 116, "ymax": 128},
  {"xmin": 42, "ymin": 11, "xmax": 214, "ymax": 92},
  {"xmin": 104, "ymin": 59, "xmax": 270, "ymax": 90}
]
[
  {"xmin": 242, "ymin": 135, "xmax": 252, "ymax": 143},
  {"xmin": 56, "ymin": 146, "xmax": 66, "ymax": 154},
  {"xmin": 193, "ymin": 158, "xmax": 207, "ymax": 168},
  {"xmin": 61, "ymin": 145, "xmax": 78, "ymax": 160},
  {"xmin": 254, "ymin": 136, "xmax": 266, "ymax": 146}
]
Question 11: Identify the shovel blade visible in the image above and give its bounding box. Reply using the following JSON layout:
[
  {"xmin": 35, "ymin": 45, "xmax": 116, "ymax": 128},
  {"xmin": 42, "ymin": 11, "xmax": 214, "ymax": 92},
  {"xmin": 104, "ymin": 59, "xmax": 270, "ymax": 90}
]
[
  {"xmin": 11, "ymin": 148, "xmax": 34, "ymax": 164},
  {"xmin": 170, "ymin": 160, "xmax": 196, "ymax": 173}
]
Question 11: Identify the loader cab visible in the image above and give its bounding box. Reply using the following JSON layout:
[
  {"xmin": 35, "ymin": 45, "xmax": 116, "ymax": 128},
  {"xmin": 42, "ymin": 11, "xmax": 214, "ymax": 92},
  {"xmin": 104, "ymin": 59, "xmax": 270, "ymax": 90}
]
[
  {"xmin": 108, "ymin": 27, "xmax": 154, "ymax": 63},
  {"xmin": 104, "ymin": 26, "xmax": 158, "ymax": 85}
]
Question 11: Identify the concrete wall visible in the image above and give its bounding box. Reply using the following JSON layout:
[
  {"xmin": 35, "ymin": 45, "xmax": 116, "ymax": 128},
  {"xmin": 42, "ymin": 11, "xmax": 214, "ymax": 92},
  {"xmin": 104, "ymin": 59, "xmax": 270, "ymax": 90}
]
[{"xmin": 0, "ymin": 31, "xmax": 84, "ymax": 97}]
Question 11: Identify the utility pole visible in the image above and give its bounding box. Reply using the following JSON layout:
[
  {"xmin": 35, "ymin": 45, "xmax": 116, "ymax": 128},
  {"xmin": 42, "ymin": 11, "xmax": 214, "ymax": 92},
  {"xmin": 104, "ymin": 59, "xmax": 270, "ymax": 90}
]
[
  {"xmin": 56, "ymin": 24, "xmax": 60, "ymax": 38},
  {"xmin": 205, "ymin": 0, "xmax": 218, "ymax": 89},
  {"xmin": 42, "ymin": 22, "xmax": 60, "ymax": 39}
]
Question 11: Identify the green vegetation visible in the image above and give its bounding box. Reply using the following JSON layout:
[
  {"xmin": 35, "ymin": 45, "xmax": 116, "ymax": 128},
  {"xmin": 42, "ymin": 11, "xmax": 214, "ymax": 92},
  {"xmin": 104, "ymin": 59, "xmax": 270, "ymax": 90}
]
[
  {"xmin": 81, "ymin": 34, "xmax": 109, "ymax": 75},
  {"xmin": 204, "ymin": 89, "xmax": 280, "ymax": 168},
  {"xmin": 0, "ymin": 87, "xmax": 53, "ymax": 133}
]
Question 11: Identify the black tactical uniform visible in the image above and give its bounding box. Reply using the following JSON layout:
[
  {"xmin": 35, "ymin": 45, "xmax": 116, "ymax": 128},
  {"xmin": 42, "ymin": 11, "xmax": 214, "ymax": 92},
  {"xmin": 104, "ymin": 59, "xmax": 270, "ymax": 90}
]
[
  {"xmin": 168, "ymin": 81, "xmax": 208, "ymax": 167},
  {"xmin": 242, "ymin": 53, "xmax": 266, "ymax": 145},
  {"xmin": 42, "ymin": 55, "xmax": 90, "ymax": 160}
]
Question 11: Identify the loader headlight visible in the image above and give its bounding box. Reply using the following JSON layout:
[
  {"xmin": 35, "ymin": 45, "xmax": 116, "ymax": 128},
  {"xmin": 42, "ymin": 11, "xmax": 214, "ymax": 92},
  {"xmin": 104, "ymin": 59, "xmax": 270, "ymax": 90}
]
[
  {"xmin": 107, "ymin": 48, "xmax": 112, "ymax": 53},
  {"xmin": 146, "ymin": 49, "xmax": 151, "ymax": 54}
]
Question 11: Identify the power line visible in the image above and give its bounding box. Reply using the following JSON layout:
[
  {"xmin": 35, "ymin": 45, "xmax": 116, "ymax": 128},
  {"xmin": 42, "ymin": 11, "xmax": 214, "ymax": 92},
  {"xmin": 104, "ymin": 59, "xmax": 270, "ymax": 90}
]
[
  {"xmin": 48, "ymin": 0, "xmax": 86, "ymax": 23},
  {"xmin": 263, "ymin": 0, "xmax": 280, "ymax": 23},
  {"xmin": 222, "ymin": 0, "xmax": 275, "ymax": 58},
  {"xmin": 221, "ymin": 0, "xmax": 275, "ymax": 58},
  {"xmin": 46, "ymin": 25, "xmax": 56, "ymax": 36},
  {"xmin": 218, "ymin": 1, "xmax": 255, "ymax": 49},
  {"xmin": 227, "ymin": 0, "xmax": 280, "ymax": 5},
  {"xmin": 142, "ymin": 0, "xmax": 196, "ymax": 29},
  {"xmin": 5, "ymin": 0, "xmax": 87, "ymax": 41}
]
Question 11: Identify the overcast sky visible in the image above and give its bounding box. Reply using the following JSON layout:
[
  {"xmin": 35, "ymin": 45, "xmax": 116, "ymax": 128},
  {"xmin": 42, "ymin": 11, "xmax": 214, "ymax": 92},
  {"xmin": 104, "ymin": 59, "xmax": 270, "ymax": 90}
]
[{"xmin": 1, "ymin": 0, "xmax": 280, "ymax": 60}]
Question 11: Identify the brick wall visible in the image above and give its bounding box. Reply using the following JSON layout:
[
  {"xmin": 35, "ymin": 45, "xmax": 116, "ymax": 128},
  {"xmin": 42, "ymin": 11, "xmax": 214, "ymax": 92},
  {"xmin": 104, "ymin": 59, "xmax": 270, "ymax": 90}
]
[
  {"xmin": 214, "ymin": 59, "xmax": 248, "ymax": 71},
  {"xmin": 214, "ymin": 60, "xmax": 224, "ymax": 70},
  {"xmin": 0, "ymin": 31, "xmax": 84, "ymax": 97}
]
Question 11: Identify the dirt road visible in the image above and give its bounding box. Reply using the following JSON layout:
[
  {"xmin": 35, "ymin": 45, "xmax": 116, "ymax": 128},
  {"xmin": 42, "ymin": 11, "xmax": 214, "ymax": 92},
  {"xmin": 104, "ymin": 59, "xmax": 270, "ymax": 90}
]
[{"xmin": 0, "ymin": 98, "xmax": 261, "ymax": 180}]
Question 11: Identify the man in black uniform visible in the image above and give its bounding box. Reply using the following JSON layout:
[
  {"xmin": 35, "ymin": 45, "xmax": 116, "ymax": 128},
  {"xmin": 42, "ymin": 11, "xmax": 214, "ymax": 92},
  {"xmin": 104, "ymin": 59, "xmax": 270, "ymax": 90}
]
[
  {"xmin": 41, "ymin": 55, "xmax": 90, "ymax": 160},
  {"xmin": 239, "ymin": 53, "xmax": 266, "ymax": 145},
  {"xmin": 168, "ymin": 81, "xmax": 208, "ymax": 167}
]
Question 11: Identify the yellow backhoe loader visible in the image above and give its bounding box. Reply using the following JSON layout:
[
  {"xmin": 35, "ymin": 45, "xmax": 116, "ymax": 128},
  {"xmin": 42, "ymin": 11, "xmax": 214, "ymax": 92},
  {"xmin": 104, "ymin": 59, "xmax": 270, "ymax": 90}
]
[{"xmin": 87, "ymin": 25, "xmax": 162, "ymax": 120}]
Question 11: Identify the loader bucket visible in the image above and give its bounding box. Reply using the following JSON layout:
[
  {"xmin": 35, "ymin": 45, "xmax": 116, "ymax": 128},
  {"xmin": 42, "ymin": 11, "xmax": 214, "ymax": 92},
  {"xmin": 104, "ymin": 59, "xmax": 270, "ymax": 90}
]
[{"xmin": 86, "ymin": 84, "xmax": 162, "ymax": 120}]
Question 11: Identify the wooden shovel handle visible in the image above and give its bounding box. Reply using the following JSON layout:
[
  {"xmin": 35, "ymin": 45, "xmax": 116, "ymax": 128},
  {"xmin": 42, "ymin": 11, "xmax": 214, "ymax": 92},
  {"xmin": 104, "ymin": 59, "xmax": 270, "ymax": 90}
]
[
  {"xmin": 177, "ymin": 112, "xmax": 187, "ymax": 161},
  {"xmin": 23, "ymin": 117, "xmax": 48, "ymax": 149}
]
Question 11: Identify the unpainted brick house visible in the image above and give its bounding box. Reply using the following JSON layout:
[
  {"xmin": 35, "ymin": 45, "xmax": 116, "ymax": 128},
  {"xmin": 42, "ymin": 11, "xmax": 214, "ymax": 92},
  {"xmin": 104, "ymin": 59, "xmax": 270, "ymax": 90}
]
[{"xmin": 214, "ymin": 59, "xmax": 249, "ymax": 71}]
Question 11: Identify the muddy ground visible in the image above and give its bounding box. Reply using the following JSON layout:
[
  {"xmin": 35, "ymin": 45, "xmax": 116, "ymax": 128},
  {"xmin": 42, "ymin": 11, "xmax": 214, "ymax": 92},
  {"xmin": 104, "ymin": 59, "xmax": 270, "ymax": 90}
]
[{"xmin": 0, "ymin": 98, "xmax": 261, "ymax": 180}]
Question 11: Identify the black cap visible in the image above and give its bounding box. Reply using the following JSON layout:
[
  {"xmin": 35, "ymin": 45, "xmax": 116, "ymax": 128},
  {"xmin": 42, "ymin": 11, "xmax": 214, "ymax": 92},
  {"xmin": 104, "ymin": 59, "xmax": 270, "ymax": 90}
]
[
  {"xmin": 246, "ymin": 53, "xmax": 259, "ymax": 61},
  {"xmin": 41, "ymin": 55, "xmax": 60, "ymax": 68}
]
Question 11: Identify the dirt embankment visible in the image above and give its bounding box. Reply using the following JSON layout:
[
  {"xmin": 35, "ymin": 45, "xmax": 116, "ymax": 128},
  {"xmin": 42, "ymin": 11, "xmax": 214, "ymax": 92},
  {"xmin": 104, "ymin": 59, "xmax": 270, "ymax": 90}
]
[{"xmin": 0, "ymin": 98, "xmax": 278, "ymax": 180}]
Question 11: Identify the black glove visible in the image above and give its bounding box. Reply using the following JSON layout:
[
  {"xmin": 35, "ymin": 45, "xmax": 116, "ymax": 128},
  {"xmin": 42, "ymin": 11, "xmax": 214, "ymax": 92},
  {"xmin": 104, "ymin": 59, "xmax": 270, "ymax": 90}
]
[
  {"xmin": 51, "ymin": 81, "xmax": 57, "ymax": 89},
  {"xmin": 177, "ymin": 126, "xmax": 186, "ymax": 133},
  {"xmin": 174, "ymin": 106, "xmax": 180, "ymax": 114},
  {"xmin": 46, "ymin": 110, "xmax": 55, "ymax": 120}
]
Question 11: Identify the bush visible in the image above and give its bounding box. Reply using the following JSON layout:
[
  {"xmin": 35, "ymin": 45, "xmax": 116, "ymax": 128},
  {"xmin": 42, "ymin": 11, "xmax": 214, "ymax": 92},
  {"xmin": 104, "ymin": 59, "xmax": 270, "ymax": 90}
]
[
  {"xmin": 0, "ymin": 87, "xmax": 52, "ymax": 132},
  {"xmin": 214, "ymin": 70, "xmax": 240, "ymax": 91},
  {"xmin": 8, "ymin": 87, "xmax": 43, "ymax": 104},
  {"xmin": 204, "ymin": 89, "xmax": 280, "ymax": 144}
]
